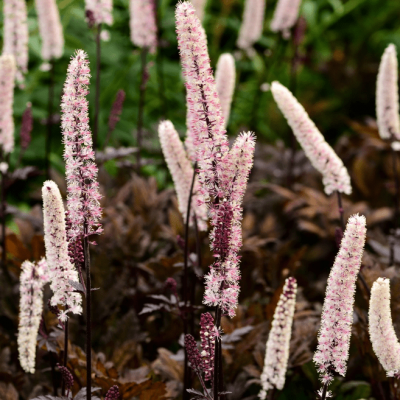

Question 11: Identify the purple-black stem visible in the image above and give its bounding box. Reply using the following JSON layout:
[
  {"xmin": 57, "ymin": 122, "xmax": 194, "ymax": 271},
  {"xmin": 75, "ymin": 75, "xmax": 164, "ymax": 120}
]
[
  {"xmin": 61, "ymin": 317, "xmax": 69, "ymax": 396},
  {"xmin": 320, "ymin": 382, "xmax": 329, "ymax": 400},
  {"xmin": 213, "ymin": 306, "xmax": 223, "ymax": 400},
  {"xmin": 136, "ymin": 47, "xmax": 149, "ymax": 172},
  {"xmin": 0, "ymin": 152, "xmax": 10, "ymax": 283},
  {"xmin": 45, "ymin": 60, "xmax": 55, "ymax": 179},
  {"xmin": 390, "ymin": 147, "xmax": 400, "ymax": 266},
  {"xmin": 93, "ymin": 24, "xmax": 102, "ymax": 150},
  {"xmin": 84, "ymin": 229, "xmax": 92, "ymax": 400}
]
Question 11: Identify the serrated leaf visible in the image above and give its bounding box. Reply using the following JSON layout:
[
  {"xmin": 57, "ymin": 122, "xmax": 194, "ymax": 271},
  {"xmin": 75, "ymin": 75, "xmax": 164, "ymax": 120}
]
[{"xmin": 139, "ymin": 303, "xmax": 170, "ymax": 315}]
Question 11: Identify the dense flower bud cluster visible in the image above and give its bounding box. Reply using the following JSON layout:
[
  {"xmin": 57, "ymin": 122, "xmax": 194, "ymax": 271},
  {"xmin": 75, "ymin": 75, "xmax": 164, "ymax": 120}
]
[
  {"xmin": 108, "ymin": 90, "xmax": 126, "ymax": 133},
  {"xmin": 200, "ymin": 312, "xmax": 215, "ymax": 381},
  {"xmin": 185, "ymin": 334, "xmax": 203, "ymax": 372},
  {"xmin": 57, "ymin": 364, "xmax": 74, "ymax": 389},
  {"xmin": 130, "ymin": 0, "xmax": 157, "ymax": 52},
  {"xmin": 85, "ymin": 0, "xmax": 113, "ymax": 26},
  {"xmin": 105, "ymin": 385, "xmax": 120, "ymax": 400}
]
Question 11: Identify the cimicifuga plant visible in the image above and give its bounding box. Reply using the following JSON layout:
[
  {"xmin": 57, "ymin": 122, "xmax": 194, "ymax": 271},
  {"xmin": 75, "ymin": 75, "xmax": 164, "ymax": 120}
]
[
  {"xmin": 85, "ymin": 0, "xmax": 113, "ymax": 26},
  {"xmin": 313, "ymin": 214, "xmax": 366, "ymax": 398},
  {"xmin": 215, "ymin": 54, "xmax": 236, "ymax": 129},
  {"xmin": 3, "ymin": 0, "xmax": 28, "ymax": 84},
  {"xmin": 158, "ymin": 120, "xmax": 208, "ymax": 231},
  {"xmin": 271, "ymin": 81, "xmax": 352, "ymax": 196},
  {"xmin": 369, "ymin": 277, "xmax": 400, "ymax": 378},
  {"xmin": 270, "ymin": 0, "xmax": 302, "ymax": 37},
  {"xmin": 192, "ymin": 0, "xmax": 207, "ymax": 21},
  {"xmin": 376, "ymin": 44, "xmax": 400, "ymax": 150},
  {"xmin": 259, "ymin": 277, "xmax": 297, "ymax": 400},
  {"xmin": 0, "ymin": 54, "xmax": 16, "ymax": 154},
  {"xmin": 42, "ymin": 180, "xmax": 82, "ymax": 321},
  {"xmin": 18, "ymin": 259, "xmax": 49, "ymax": 374},
  {"xmin": 236, "ymin": 0, "xmax": 266, "ymax": 51},
  {"xmin": 34, "ymin": 0, "xmax": 64, "ymax": 64}
]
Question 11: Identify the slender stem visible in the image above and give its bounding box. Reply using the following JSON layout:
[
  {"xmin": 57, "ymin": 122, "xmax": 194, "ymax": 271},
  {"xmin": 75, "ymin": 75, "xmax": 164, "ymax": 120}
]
[
  {"xmin": 267, "ymin": 387, "xmax": 276, "ymax": 400},
  {"xmin": 336, "ymin": 191, "xmax": 345, "ymax": 232},
  {"xmin": 0, "ymin": 156, "xmax": 10, "ymax": 283},
  {"xmin": 137, "ymin": 47, "xmax": 148, "ymax": 172},
  {"xmin": 390, "ymin": 148, "xmax": 400, "ymax": 266},
  {"xmin": 93, "ymin": 24, "xmax": 102, "ymax": 150},
  {"xmin": 62, "ymin": 317, "xmax": 69, "ymax": 396},
  {"xmin": 41, "ymin": 315, "xmax": 58, "ymax": 395},
  {"xmin": 213, "ymin": 306, "xmax": 222, "ymax": 400},
  {"xmin": 84, "ymin": 232, "xmax": 92, "ymax": 400},
  {"xmin": 320, "ymin": 382, "xmax": 329, "ymax": 400},
  {"xmin": 45, "ymin": 60, "xmax": 55, "ymax": 179}
]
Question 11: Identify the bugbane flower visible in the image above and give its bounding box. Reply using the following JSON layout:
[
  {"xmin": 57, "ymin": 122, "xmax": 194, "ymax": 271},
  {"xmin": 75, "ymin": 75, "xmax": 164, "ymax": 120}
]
[
  {"xmin": 185, "ymin": 334, "xmax": 203, "ymax": 372},
  {"xmin": 271, "ymin": 81, "xmax": 352, "ymax": 195},
  {"xmin": 313, "ymin": 214, "xmax": 366, "ymax": 385},
  {"xmin": 200, "ymin": 312, "xmax": 215, "ymax": 381},
  {"xmin": 35, "ymin": 0, "xmax": 64, "ymax": 62},
  {"xmin": 42, "ymin": 180, "xmax": 82, "ymax": 320},
  {"xmin": 129, "ymin": 0, "xmax": 157, "ymax": 52},
  {"xmin": 18, "ymin": 259, "xmax": 49, "ymax": 373},
  {"xmin": 376, "ymin": 44, "xmax": 400, "ymax": 150},
  {"xmin": 270, "ymin": 0, "xmax": 302, "ymax": 35},
  {"xmin": 85, "ymin": 0, "xmax": 113, "ymax": 25},
  {"xmin": 237, "ymin": 0, "xmax": 266, "ymax": 50},
  {"xmin": 61, "ymin": 50, "xmax": 103, "ymax": 240},
  {"xmin": 0, "ymin": 54, "xmax": 16, "ymax": 154},
  {"xmin": 3, "ymin": 0, "xmax": 28, "ymax": 83},
  {"xmin": 215, "ymin": 53, "xmax": 236, "ymax": 129},
  {"xmin": 259, "ymin": 278, "xmax": 297, "ymax": 399},
  {"xmin": 369, "ymin": 277, "xmax": 400, "ymax": 377},
  {"xmin": 158, "ymin": 120, "xmax": 207, "ymax": 230},
  {"xmin": 191, "ymin": 0, "xmax": 207, "ymax": 21}
]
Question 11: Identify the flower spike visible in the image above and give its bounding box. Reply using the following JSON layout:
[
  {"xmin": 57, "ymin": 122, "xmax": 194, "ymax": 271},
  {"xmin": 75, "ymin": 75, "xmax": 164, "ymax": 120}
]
[
  {"xmin": 130, "ymin": 0, "xmax": 158, "ymax": 52},
  {"xmin": 237, "ymin": 0, "xmax": 266, "ymax": 50},
  {"xmin": 270, "ymin": 0, "xmax": 302, "ymax": 36}
]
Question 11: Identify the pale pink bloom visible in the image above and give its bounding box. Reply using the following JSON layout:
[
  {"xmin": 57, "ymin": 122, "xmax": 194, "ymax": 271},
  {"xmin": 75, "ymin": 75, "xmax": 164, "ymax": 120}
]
[
  {"xmin": 271, "ymin": 81, "xmax": 352, "ymax": 195},
  {"xmin": 42, "ymin": 180, "xmax": 82, "ymax": 320},
  {"xmin": 61, "ymin": 50, "xmax": 103, "ymax": 240},
  {"xmin": 215, "ymin": 53, "xmax": 236, "ymax": 128},
  {"xmin": 0, "ymin": 55, "xmax": 16, "ymax": 154},
  {"xmin": 237, "ymin": 0, "xmax": 266, "ymax": 50},
  {"xmin": 259, "ymin": 278, "xmax": 297, "ymax": 399},
  {"xmin": 191, "ymin": 0, "xmax": 207, "ymax": 21},
  {"xmin": 369, "ymin": 277, "xmax": 400, "ymax": 377},
  {"xmin": 314, "ymin": 214, "xmax": 366, "ymax": 385},
  {"xmin": 18, "ymin": 259, "xmax": 49, "ymax": 373},
  {"xmin": 129, "ymin": 0, "xmax": 157, "ymax": 52},
  {"xmin": 3, "ymin": 0, "xmax": 28, "ymax": 83},
  {"xmin": 35, "ymin": 0, "xmax": 64, "ymax": 61},
  {"xmin": 270, "ymin": 0, "xmax": 302, "ymax": 35},
  {"xmin": 376, "ymin": 44, "xmax": 400, "ymax": 150},
  {"xmin": 85, "ymin": 0, "xmax": 113, "ymax": 25},
  {"xmin": 158, "ymin": 120, "xmax": 207, "ymax": 231}
]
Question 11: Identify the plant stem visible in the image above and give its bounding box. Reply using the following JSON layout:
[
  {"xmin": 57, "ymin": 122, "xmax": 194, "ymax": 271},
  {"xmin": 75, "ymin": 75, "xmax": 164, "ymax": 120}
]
[
  {"xmin": 45, "ymin": 60, "xmax": 55, "ymax": 179},
  {"xmin": 0, "ymin": 153, "xmax": 10, "ymax": 283},
  {"xmin": 320, "ymin": 382, "xmax": 329, "ymax": 400},
  {"xmin": 267, "ymin": 387, "xmax": 276, "ymax": 400},
  {"xmin": 84, "ymin": 231, "xmax": 92, "ymax": 400},
  {"xmin": 390, "ymin": 147, "xmax": 400, "ymax": 266},
  {"xmin": 137, "ymin": 47, "xmax": 148, "ymax": 173},
  {"xmin": 93, "ymin": 24, "xmax": 102, "ymax": 150},
  {"xmin": 62, "ymin": 317, "xmax": 69, "ymax": 396},
  {"xmin": 213, "ymin": 306, "xmax": 222, "ymax": 400}
]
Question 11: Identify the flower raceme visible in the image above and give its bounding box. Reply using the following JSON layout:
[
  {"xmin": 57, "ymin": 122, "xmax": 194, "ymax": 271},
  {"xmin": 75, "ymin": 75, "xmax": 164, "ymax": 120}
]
[
  {"xmin": 237, "ymin": 0, "xmax": 266, "ymax": 50},
  {"xmin": 313, "ymin": 214, "xmax": 366, "ymax": 385},
  {"xmin": 18, "ymin": 259, "xmax": 49, "ymax": 374},
  {"xmin": 270, "ymin": 0, "xmax": 302, "ymax": 36},
  {"xmin": 85, "ymin": 0, "xmax": 113, "ymax": 26},
  {"xmin": 0, "ymin": 54, "xmax": 16, "ymax": 154},
  {"xmin": 271, "ymin": 81, "xmax": 352, "ymax": 196},
  {"xmin": 259, "ymin": 277, "xmax": 297, "ymax": 399},
  {"xmin": 61, "ymin": 50, "xmax": 103, "ymax": 240},
  {"xmin": 191, "ymin": 0, "xmax": 207, "ymax": 21},
  {"xmin": 200, "ymin": 312, "xmax": 215, "ymax": 381},
  {"xmin": 42, "ymin": 180, "xmax": 82, "ymax": 321},
  {"xmin": 376, "ymin": 44, "xmax": 400, "ymax": 150},
  {"xmin": 369, "ymin": 277, "xmax": 400, "ymax": 377}
]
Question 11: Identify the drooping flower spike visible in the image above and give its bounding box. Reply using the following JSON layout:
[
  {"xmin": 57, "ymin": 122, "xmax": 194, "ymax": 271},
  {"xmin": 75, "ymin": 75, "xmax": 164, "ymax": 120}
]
[
  {"xmin": 237, "ymin": 0, "xmax": 266, "ymax": 50},
  {"xmin": 369, "ymin": 277, "xmax": 400, "ymax": 377},
  {"xmin": 314, "ymin": 214, "xmax": 366, "ymax": 386},
  {"xmin": 259, "ymin": 277, "xmax": 297, "ymax": 399},
  {"xmin": 3, "ymin": 0, "xmax": 28, "ymax": 84},
  {"xmin": 85, "ymin": 0, "xmax": 113, "ymax": 26},
  {"xmin": 61, "ymin": 50, "xmax": 103, "ymax": 240},
  {"xmin": 42, "ymin": 180, "xmax": 82, "ymax": 321},
  {"xmin": 271, "ymin": 81, "xmax": 352, "ymax": 195},
  {"xmin": 18, "ymin": 259, "xmax": 49, "ymax": 373},
  {"xmin": 270, "ymin": 0, "xmax": 302, "ymax": 36},
  {"xmin": 130, "ymin": 0, "xmax": 158, "ymax": 53},
  {"xmin": 376, "ymin": 44, "xmax": 400, "ymax": 150},
  {"xmin": 0, "ymin": 54, "xmax": 16, "ymax": 154},
  {"xmin": 215, "ymin": 53, "xmax": 236, "ymax": 129}
]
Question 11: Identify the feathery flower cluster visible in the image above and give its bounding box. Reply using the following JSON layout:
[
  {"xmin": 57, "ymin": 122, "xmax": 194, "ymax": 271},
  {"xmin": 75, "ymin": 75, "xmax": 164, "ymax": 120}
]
[
  {"xmin": 191, "ymin": 0, "xmax": 207, "ymax": 21},
  {"xmin": 57, "ymin": 364, "xmax": 74, "ymax": 390},
  {"xmin": 158, "ymin": 120, "xmax": 207, "ymax": 230},
  {"xmin": 200, "ymin": 312, "xmax": 215, "ymax": 381},
  {"xmin": 108, "ymin": 89, "xmax": 126, "ymax": 133},
  {"xmin": 236, "ymin": 0, "xmax": 266, "ymax": 50},
  {"xmin": 35, "ymin": 0, "xmax": 64, "ymax": 62},
  {"xmin": 176, "ymin": 2, "xmax": 256, "ymax": 317},
  {"xmin": 105, "ymin": 385, "xmax": 120, "ymax": 400},
  {"xmin": 270, "ymin": 0, "xmax": 302, "ymax": 36},
  {"xmin": 215, "ymin": 53, "xmax": 236, "ymax": 129},
  {"xmin": 313, "ymin": 214, "xmax": 366, "ymax": 385},
  {"xmin": 129, "ymin": 0, "xmax": 158, "ymax": 53},
  {"xmin": 376, "ymin": 44, "xmax": 400, "ymax": 150},
  {"xmin": 42, "ymin": 180, "xmax": 82, "ymax": 321},
  {"xmin": 259, "ymin": 278, "xmax": 297, "ymax": 399},
  {"xmin": 20, "ymin": 102, "xmax": 33, "ymax": 151},
  {"xmin": 18, "ymin": 259, "xmax": 49, "ymax": 373},
  {"xmin": 3, "ymin": 0, "xmax": 28, "ymax": 83},
  {"xmin": 61, "ymin": 50, "xmax": 103, "ymax": 240},
  {"xmin": 85, "ymin": 0, "xmax": 113, "ymax": 25},
  {"xmin": 0, "ymin": 55, "xmax": 16, "ymax": 154},
  {"xmin": 369, "ymin": 277, "xmax": 400, "ymax": 376},
  {"xmin": 271, "ymin": 81, "xmax": 352, "ymax": 195},
  {"xmin": 185, "ymin": 334, "xmax": 203, "ymax": 372}
]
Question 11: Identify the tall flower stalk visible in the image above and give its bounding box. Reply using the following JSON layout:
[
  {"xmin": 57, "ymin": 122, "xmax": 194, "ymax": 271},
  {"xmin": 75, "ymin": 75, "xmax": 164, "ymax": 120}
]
[
  {"xmin": 61, "ymin": 50, "xmax": 103, "ymax": 400},
  {"xmin": 270, "ymin": 0, "xmax": 302, "ymax": 38},
  {"xmin": 313, "ymin": 214, "xmax": 366, "ymax": 398}
]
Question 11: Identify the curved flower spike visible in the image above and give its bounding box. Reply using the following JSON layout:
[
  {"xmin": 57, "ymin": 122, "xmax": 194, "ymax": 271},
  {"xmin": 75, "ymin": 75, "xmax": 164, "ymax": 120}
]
[
  {"xmin": 130, "ymin": 0, "xmax": 157, "ymax": 52},
  {"xmin": 237, "ymin": 0, "xmax": 266, "ymax": 50},
  {"xmin": 270, "ymin": 0, "xmax": 302, "ymax": 36}
]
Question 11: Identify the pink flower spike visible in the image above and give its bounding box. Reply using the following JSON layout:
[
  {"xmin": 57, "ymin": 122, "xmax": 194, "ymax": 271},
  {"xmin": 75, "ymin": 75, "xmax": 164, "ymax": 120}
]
[
  {"xmin": 85, "ymin": 0, "xmax": 113, "ymax": 25},
  {"xmin": 313, "ymin": 214, "xmax": 366, "ymax": 385},
  {"xmin": 270, "ymin": 0, "xmax": 302, "ymax": 37},
  {"xmin": 191, "ymin": 0, "xmax": 207, "ymax": 21},
  {"xmin": 237, "ymin": 0, "xmax": 266, "ymax": 50},
  {"xmin": 271, "ymin": 81, "xmax": 352, "ymax": 195},
  {"xmin": 0, "ymin": 55, "xmax": 16, "ymax": 154},
  {"xmin": 130, "ymin": 0, "xmax": 158, "ymax": 52}
]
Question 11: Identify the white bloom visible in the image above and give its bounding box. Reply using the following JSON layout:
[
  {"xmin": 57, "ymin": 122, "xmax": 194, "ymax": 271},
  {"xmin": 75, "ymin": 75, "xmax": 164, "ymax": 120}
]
[
  {"xmin": 85, "ymin": 0, "xmax": 113, "ymax": 25},
  {"xmin": 191, "ymin": 0, "xmax": 207, "ymax": 21},
  {"xmin": 237, "ymin": 0, "xmax": 266, "ymax": 50},
  {"xmin": 270, "ymin": 0, "xmax": 302, "ymax": 35}
]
